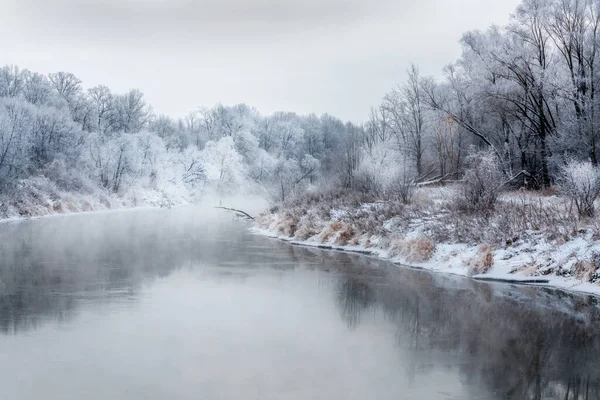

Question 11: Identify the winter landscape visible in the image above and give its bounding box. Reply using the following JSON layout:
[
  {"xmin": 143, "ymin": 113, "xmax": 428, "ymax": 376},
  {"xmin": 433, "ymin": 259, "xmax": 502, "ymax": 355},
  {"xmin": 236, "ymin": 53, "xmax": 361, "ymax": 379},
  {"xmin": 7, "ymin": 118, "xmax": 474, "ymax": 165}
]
[
  {"xmin": 4, "ymin": 0, "xmax": 600, "ymax": 294},
  {"xmin": 3, "ymin": 0, "xmax": 600, "ymax": 399}
]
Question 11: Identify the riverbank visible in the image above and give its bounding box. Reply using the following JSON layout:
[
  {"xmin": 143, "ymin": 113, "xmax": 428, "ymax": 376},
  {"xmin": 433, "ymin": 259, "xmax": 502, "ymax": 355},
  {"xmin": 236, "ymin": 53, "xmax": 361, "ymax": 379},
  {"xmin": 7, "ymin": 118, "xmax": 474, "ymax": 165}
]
[
  {"xmin": 0, "ymin": 176, "xmax": 269, "ymax": 225},
  {"xmin": 253, "ymin": 186, "xmax": 600, "ymax": 296},
  {"xmin": 0, "ymin": 175, "xmax": 198, "ymax": 223}
]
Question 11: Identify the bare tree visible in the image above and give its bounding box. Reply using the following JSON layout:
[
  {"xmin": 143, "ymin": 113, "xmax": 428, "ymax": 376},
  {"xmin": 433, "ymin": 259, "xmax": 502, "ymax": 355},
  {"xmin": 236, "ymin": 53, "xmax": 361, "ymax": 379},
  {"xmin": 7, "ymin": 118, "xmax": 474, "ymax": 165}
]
[
  {"xmin": 382, "ymin": 64, "xmax": 427, "ymax": 176},
  {"xmin": 88, "ymin": 85, "xmax": 115, "ymax": 134}
]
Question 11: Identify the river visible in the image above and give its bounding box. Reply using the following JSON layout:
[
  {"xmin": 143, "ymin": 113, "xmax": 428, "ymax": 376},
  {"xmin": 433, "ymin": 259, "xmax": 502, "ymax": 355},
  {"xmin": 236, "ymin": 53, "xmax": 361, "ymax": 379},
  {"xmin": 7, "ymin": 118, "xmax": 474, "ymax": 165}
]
[{"xmin": 0, "ymin": 206, "xmax": 599, "ymax": 399}]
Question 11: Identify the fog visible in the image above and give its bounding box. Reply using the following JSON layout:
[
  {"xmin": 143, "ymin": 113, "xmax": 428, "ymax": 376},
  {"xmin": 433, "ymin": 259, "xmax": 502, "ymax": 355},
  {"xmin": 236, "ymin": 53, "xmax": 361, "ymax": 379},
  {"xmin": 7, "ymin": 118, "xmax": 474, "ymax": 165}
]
[{"xmin": 0, "ymin": 194, "xmax": 267, "ymax": 298}]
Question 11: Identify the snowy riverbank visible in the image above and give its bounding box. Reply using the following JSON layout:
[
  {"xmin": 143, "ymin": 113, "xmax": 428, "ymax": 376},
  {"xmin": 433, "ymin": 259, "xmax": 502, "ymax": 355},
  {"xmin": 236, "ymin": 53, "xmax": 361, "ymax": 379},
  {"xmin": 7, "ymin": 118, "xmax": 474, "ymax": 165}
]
[
  {"xmin": 0, "ymin": 178, "xmax": 269, "ymax": 225},
  {"xmin": 253, "ymin": 186, "xmax": 600, "ymax": 296},
  {"xmin": 0, "ymin": 176, "xmax": 197, "ymax": 223}
]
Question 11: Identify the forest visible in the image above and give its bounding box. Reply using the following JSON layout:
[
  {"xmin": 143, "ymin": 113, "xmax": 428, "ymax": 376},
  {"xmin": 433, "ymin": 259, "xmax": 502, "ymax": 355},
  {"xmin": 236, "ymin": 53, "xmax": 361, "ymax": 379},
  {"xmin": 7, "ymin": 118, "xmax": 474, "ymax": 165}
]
[
  {"xmin": 2, "ymin": 0, "xmax": 600, "ymax": 220},
  {"xmin": 0, "ymin": 64, "xmax": 368, "ymax": 216}
]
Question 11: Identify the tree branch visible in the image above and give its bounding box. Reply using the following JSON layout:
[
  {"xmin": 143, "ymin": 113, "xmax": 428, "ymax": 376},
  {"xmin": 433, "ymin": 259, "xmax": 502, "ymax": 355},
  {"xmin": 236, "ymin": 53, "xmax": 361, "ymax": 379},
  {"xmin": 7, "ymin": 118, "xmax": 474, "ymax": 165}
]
[{"xmin": 215, "ymin": 206, "xmax": 255, "ymax": 221}]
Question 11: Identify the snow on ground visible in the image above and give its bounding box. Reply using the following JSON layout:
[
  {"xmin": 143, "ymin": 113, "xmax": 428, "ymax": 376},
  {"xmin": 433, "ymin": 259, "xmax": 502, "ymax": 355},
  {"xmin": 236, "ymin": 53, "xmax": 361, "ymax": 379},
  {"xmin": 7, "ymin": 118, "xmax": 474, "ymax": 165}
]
[
  {"xmin": 0, "ymin": 174, "xmax": 268, "ymax": 224},
  {"xmin": 251, "ymin": 226, "xmax": 600, "ymax": 296},
  {"xmin": 0, "ymin": 185, "xmax": 192, "ymax": 223},
  {"xmin": 253, "ymin": 186, "xmax": 600, "ymax": 297}
]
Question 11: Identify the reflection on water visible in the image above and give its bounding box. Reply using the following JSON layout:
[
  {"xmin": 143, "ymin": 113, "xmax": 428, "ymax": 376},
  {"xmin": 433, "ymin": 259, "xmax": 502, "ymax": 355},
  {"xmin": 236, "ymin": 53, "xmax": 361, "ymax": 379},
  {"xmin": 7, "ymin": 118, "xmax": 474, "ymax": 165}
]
[{"xmin": 1, "ymin": 207, "xmax": 600, "ymax": 399}]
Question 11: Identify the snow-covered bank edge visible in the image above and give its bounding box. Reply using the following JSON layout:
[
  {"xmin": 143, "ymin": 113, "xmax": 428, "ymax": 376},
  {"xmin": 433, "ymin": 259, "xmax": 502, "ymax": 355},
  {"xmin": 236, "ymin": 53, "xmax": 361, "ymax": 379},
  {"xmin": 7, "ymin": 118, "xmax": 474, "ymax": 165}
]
[
  {"xmin": 250, "ymin": 226, "xmax": 600, "ymax": 297},
  {"xmin": 0, "ymin": 203, "xmax": 181, "ymax": 225},
  {"xmin": 0, "ymin": 171, "xmax": 202, "ymax": 224},
  {"xmin": 0, "ymin": 186, "xmax": 194, "ymax": 225},
  {"xmin": 0, "ymin": 187, "xmax": 269, "ymax": 226}
]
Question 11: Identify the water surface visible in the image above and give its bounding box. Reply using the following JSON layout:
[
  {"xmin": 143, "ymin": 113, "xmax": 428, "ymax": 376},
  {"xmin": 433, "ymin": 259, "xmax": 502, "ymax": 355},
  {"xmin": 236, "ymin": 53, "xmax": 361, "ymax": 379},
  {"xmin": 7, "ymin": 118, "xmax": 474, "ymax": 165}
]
[{"xmin": 1, "ymin": 206, "xmax": 599, "ymax": 399}]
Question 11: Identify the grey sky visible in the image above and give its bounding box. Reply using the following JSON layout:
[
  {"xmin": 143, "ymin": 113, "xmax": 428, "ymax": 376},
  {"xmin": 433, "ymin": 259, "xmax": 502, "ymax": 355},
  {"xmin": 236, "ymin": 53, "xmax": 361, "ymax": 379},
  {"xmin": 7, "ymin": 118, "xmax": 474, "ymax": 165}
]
[{"xmin": 2, "ymin": 0, "xmax": 520, "ymax": 122}]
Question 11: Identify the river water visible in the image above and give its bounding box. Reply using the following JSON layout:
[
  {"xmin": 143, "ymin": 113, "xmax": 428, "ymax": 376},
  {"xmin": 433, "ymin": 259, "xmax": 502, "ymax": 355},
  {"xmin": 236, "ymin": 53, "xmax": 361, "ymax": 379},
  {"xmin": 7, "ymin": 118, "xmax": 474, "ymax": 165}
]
[{"xmin": 0, "ymin": 206, "xmax": 599, "ymax": 400}]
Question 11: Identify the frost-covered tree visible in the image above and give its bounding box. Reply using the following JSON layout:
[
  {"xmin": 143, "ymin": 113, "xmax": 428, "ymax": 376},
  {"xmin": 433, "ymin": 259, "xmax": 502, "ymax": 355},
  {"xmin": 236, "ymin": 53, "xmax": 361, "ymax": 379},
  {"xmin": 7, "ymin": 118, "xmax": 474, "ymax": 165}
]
[
  {"xmin": 547, "ymin": 0, "xmax": 600, "ymax": 165},
  {"xmin": 382, "ymin": 64, "xmax": 427, "ymax": 176},
  {"xmin": 0, "ymin": 98, "xmax": 32, "ymax": 187},
  {"xmin": 269, "ymin": 155, "xmax": 319, "ymax": 202},
  {"xmin": 30, "ymin": 105, "xmax": 81, "ymax": 167},
  {"xmin": 200, "ymin": 136, "xmax": 245, "ymax": 193},
  {"xmin": 0, "ymin": 64, "xmax": 374, "ymax": 208},
  {"xmin": 48, "ymin": 72, "xmax": 82, "ymax": 105},
  {"xmin": 0, "ymin": 66, "xmax": 25, "ymax": 98},
  {"xmin": 178, "ymin": 147, "xmax": 206, "ymax": 189},
  {"xmin": 88, "ymin": 85, "xmax": 115, "ymax": 134},
  {"xmin": 112, "ymin": 89, "xmax": 152, "ymax": 133},
  {"xmin": 88, "ymin": 133, "xmax": 134, "ymax": 193},
  {"xmin": 300, "ymin": 114, "xmax": 324, "ymax": 159},
  {"xmin": 457, "ymin": 149, "xmax": 505, "ymax": 214},
  {"xmin": 558, "ymin": 160, "xmax": 600, "ymax": 217},
  {"xmin": 23, "ymin": 72, "xmax": 53, "ymax": 106}
]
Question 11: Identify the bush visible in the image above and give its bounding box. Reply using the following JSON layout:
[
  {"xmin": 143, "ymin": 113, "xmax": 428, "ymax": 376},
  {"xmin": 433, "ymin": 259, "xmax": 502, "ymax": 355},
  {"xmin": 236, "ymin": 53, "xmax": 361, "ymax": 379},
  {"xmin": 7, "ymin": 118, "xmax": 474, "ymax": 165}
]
[
  {"xmin": 387, "ymin": 171, "xmax": 416, "ymax": 204},
  {"xmin": 467, "ymin": 243, "xmax": 494, "ymax": 275},
  {"xmin": 456, "ymin": 149, "xmax": 504, "ymax": 214},
  {"xmin": 335, "ymin": 223, "xmax": 356, "ymax": 246},
  {"xmin": 389, "ymin": 236, "xmax": 436, "ymax": 263},
  {"xmin": 354, "ymin": 167, "xmax": 383, "ymax": 196},
  {"xmin": 557, "ymin": 160, "xmax": 600, "ymax": 218}
]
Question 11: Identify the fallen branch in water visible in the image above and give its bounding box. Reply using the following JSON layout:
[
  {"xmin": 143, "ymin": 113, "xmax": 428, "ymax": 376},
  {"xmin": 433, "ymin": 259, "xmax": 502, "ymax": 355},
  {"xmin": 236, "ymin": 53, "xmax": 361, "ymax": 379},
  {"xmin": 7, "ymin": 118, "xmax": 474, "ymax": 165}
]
[{"xmin": 215, "ymin": 206, "xmax": 255, "ymax": 221}]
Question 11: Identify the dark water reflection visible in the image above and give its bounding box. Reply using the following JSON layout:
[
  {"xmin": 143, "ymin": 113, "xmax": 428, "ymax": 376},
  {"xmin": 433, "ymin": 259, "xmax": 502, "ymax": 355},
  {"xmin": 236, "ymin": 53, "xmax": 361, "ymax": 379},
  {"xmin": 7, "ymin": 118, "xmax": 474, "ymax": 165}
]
[{"xmin": 1, "ymin": 207, "xmax": 600, "ymax": 399}]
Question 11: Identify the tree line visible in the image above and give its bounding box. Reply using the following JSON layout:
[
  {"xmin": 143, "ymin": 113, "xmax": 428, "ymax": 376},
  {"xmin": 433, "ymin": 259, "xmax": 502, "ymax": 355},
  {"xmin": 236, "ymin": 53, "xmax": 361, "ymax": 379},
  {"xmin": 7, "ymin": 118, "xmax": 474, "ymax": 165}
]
[
  {"xmin": 368, "ymin": 0, "xmax": 600, "ymax": 190},
  {"xmin": 0, "ymin": 66, "xmax": 366, "ymax": 202},
  {"xmin": 2, "ymin": 0, "xmax": 600, "ymax": 207}
]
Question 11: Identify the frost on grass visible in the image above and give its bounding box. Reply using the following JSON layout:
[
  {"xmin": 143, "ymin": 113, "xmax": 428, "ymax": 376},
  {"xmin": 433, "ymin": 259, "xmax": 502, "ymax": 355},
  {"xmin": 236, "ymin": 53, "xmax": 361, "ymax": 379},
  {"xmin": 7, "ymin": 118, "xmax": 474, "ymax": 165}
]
[
  {"xmin": 454, "ymin": 149, "xmax": 504, "ymax": 215},
  {"xmin": 557, "ymin": 160, "xmax": 600, "ymax": 218},
  {"xmin": 258, "ymin": 183, "xmax": 600, "ymax": 291},
  {"xmin": 389, "ymin": 236, "xmax": 436, "ymax": 263},
  {"xmin": 465, "ymin": 244, "xmax": 494, "ymax": 276}
]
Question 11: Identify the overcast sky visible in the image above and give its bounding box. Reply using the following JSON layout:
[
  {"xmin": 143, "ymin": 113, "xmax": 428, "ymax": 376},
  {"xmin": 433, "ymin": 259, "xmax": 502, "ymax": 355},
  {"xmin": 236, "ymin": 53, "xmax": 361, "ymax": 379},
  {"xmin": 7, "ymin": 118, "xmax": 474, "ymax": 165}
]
[{"xmin": 1, "ymin": 0, "xmax": 520, "ymax": 122}]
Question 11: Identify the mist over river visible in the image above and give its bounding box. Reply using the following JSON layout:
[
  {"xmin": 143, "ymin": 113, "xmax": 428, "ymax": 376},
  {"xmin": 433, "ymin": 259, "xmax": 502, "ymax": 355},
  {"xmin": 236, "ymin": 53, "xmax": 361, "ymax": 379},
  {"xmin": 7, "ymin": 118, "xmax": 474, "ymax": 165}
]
[{"xmin": 1, "ymin": 206, "xmax": 599, "ymax": 400}]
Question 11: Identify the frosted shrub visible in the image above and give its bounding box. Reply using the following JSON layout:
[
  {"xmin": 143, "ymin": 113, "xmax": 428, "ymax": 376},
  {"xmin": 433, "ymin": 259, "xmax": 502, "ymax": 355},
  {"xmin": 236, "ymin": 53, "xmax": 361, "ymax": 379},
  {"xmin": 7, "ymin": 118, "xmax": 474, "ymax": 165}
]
[
  {"xmin": 354, "ymin": 167, "xmax": 383, "ymax": 195},
  {"xmin": 456, "ymin": 149, "xmax": 504, "ymax": 214},
  {"xmin": 354, "ymin": 145, "xmax": 397, "ymax": 196},
  {"xmin": 467, "ymin": 244, "xmax": 494, "ymax": 275},
  {"xmin": 335, "ymin": 223, "xmax": 356, "ymax": 246},
  {"xmin": 201, "ymin": 137, "xmax": 245, "ymax": 194},
  {"xmin": 387, "ymin": 169, "xmax": 416, "ymax": 204},
  {"xmin": 557, "ymin": 160, "xmax": 600, "ymax": 218},
  {"xmin": 388, "ymin": 236, "xmax": 436, "ymax": 263}
]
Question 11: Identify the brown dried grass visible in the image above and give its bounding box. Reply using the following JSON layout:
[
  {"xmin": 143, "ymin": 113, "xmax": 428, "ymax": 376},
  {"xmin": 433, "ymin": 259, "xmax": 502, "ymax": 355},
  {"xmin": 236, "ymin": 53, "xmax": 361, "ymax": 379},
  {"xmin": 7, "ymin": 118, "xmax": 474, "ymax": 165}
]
[
  {"xmin": 467, "ymin": 244, "xmax": 494, "ymax": 275},
  {"xmin": 335, "ymin": 224, "xmax": 356, "ymax": 246},
  {"xmin": 389, "ymin": 236, "xmax": 436, "ymax": 263},
  {"xmin": 573, "ymin": 260, "xmax": 599, "ymax": 282}
]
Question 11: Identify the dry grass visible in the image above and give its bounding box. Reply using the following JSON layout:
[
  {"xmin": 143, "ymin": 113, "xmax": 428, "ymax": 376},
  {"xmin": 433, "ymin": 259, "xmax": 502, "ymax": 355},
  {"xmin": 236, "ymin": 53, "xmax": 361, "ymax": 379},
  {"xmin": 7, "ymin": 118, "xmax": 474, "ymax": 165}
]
[
  {"xmin": 274, "ymin": 211, "xmax": 300, "ymax": 237},
  {"xmin": 428, "ymin": 196, "xmax": 579, "ymax": 246},
  {"xmin": 573, "ymin": 260, "xmax": 598, "ymax": 282},
  {"xmin": 335, "ymin": 223, "xmax": 356, "ymax": 246},
  {"xmin": 294, "ymin": 214, "xmax": 321, "ymax": 240},
  {"xmin": 330, "ymin": 221, "xmax": 343, "ymax": 232},
  {"xmin": 318, "ymin": 221, "xmax": 339, "ymax": 243},
  {"xmin": 573, "ymin": 253, "xmax": 600, "ymax": 282},
  {"xmin": 278, "ymin": 188, "xmax": 581, "ymax": 250},
  {"xmin": 466, "ymin": 244, "xmax": 494, "ymax": 276},
  {"xmin": 263, "ymin": 186, "xmax": 596, "ymax": 282},
  {"xmin": 389, "ymin": 236, "xmax": 436, "ymax": 263},
  {"xmin": 405, "ymin": 237, "xmax": 436, "ymax": 262},
  {"xmin": 313, "ymin": 220, "xmax": 358, "ymax": 245},
  {"xmin": 411, "ymin": 188, "xmax": 437, "ymax": 208},
  {"xmin": 81, "ymin": 200, "xmax": 93, "ymax": 212}
]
